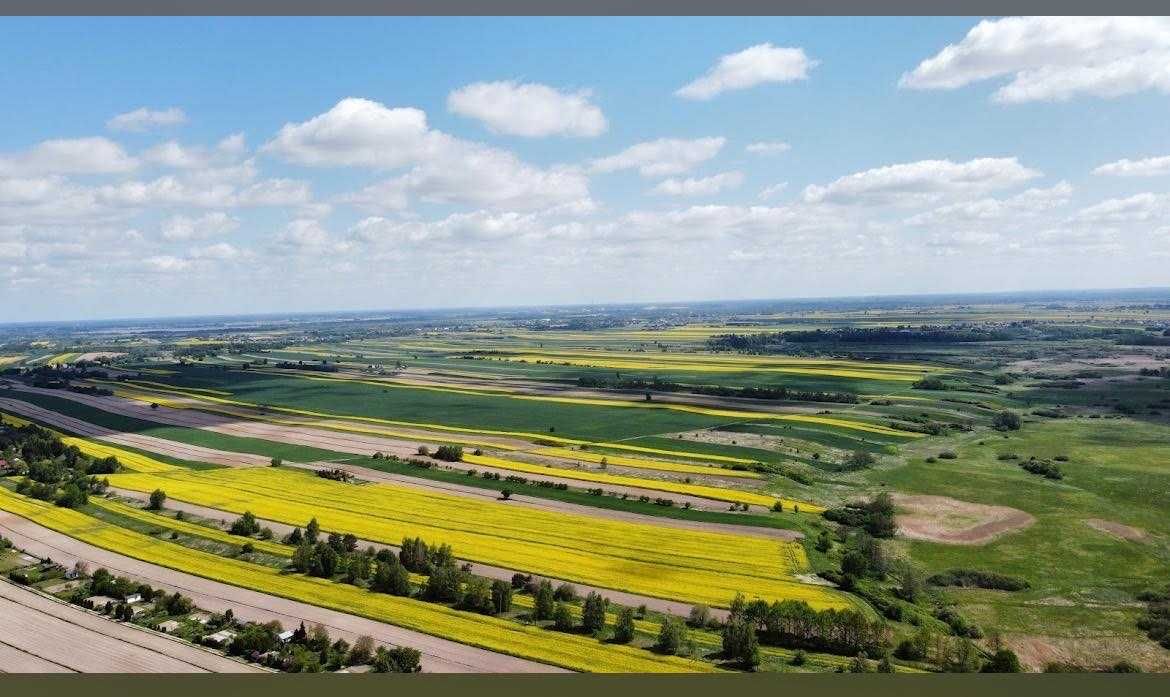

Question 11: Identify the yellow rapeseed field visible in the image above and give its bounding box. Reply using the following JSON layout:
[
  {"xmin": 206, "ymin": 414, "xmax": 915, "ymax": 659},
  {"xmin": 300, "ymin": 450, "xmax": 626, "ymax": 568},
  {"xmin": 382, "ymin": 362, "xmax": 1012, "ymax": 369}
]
[
  {"xmin": 105, "ymin": 467, "xmax": 846, "ymax": 610},
  {"xmin": 462, "ymin": 453, "xmax": 821, "ymax": 511},
  {"xmin": 60, "ymin": 437, "xmax": 182, "ymax": 473},
  {"xmin": 0, "ymin": 487, "xmax": 713, "ymax": 672},
  {"xmin": 530, "ymin": 446, "xmax": 762, "ymax": 479}
]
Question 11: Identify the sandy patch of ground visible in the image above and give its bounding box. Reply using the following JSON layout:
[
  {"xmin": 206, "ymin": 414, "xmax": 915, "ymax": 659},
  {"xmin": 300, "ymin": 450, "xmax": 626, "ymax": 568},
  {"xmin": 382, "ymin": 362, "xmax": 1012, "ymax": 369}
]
[
  {"xmin": 893, "ymin": 493, "xmax": 1035, "ymax": 545},
  {"xmin": 675, "ymin": 428, "xmax": 832, "ymax": 458},
  {"xmin": 1005, "ymin": 632, "xmax": 1170, "ymax": 673},
  {"xmin": 1085, "ymin": 518, "xmax": 1149, "ymax": 542}
]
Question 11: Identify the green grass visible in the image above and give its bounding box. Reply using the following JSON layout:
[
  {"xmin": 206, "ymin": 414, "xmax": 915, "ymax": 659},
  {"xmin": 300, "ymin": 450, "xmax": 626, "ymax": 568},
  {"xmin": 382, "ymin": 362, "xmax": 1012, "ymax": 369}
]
[{"xmin": 871, "ymin": 417, "xmax": 1170, "ymax": 640}]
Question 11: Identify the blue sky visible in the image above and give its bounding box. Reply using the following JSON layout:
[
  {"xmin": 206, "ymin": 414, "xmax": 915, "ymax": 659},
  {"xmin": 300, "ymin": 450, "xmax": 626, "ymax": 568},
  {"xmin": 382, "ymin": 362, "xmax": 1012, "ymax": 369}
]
[{"xmin": 1, "ymin": 17, "xmax": 1168, "ymax": 321}]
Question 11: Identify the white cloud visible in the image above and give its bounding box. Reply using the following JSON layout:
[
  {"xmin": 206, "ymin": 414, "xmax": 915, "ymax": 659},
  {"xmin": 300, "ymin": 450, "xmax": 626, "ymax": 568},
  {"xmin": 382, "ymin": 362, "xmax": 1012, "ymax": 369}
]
[
  {"xmin": 447, "ymin": 81, "xmax": 606, "ymax": 137},
  {"xmin": 676, "ymin": 44, "xmax": 817, "ymax": 100},
  {"xmin": 160, "ymin": 212, "xmax": 240, "ymax": 241},
  {"xmin": 802, "ymin": 157, "xmax": 1042, "ymax": 206},
  {"xmin": 267, "ymin": 98, "xmax": 591, "ymax": 212},
  {"xmin": 1072, "ymin": 192, "xmax": 1170, "ymax": 224},
  {"xmin": 900, "ymin": 17, "xmax": 1170, "ymax": 103},
  {"xmin": 1093, "ymin": 155, "xmax": 1170, "ymax": 177},
  {"xmin": 905, "ymin": 181, "xmax": 1072, "ymax": 225},
  {"xmin": 758, "ymin": 182, "xmax": 789, "ymax": 200},
  {"xmin": 188, "ymin": 242, "xmax": 241, "ymax": 260},
  {"xmin": 590, "ymin": 137, "xmax": 725, "ymax": 177},
  {"xmin": 142, "ymin": 254, "xmax": 190, "ymax": 272},
  {"xmin": 0, "ymin": 137, "xmax": 137, "ymax": 176},
  {"xmin": 107, "ymin": 107, "xmax": 187, "ymax": 132},
  {"xmin": 262, "ymin": 97, "xmax": 433, "ymax": 168},
  {"xmin": 97, "ymin": 175, "xmax": 310, "ymax": 209},
  {"xmin": 651, "ymin": 171, "xmax": 744, "ymax": 197},
  {"xmin": 746, "ymin": 141, "xmax": 791, "ymax": 156}
]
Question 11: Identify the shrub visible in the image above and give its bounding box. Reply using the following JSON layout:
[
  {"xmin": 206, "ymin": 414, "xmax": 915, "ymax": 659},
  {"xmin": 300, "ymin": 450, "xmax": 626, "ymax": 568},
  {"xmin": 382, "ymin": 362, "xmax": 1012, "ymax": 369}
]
[
  {"xmin": 147, "ymin": 489, "xmax": 167, "ymax": 510},
  {"xmin": 613, "ymin": 607, "xmax": 636, "ymax": 643},
  {"xmin": 993, "ymin": 411, "xmax": 1021, "ymax": 431}
]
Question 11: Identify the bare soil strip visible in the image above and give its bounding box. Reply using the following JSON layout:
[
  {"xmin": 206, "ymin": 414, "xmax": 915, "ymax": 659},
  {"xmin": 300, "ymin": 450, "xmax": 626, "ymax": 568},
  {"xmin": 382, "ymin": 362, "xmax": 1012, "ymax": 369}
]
[
  {"xmin": 111, "ymin": 487, "xmax": 733, "ymax": 621},
  {"xmin": 0, "ymin": 580, "xmax": 262, "ymax": 673},
  {"xmin": 0, "ymin": 640, "xmax": 75, "ymax": 673},
  {"xmin": 0, "ymin": 397, "xmax": 268, "ymax": 467},
  {"xmin": 1084, "ymin": 518, "xmax": 1149, "ymax": 542},
  {"xmin": 893, "ymin": 493, "xmax": 1035, "ymax": 545},
  {"xmin": 0, "ymin": 512, "xmax": 564, "ymax": 674}
]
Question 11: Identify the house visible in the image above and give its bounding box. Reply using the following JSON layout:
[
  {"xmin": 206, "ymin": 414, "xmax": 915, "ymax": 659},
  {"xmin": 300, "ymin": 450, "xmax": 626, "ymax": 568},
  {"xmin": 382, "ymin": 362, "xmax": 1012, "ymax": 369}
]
[
  {"xmin": 203, "ymin": 629, "xmax": 237, "ymax": 647},
  {"xmin": 187, "ymin": 611, "xmax": 212, "ymax": 625},
  {"xmin": 85, "ymin": 595, "xmax": 118, "ymax": 610},
  {"xmin": 277, "ymin": 629, "xmax": 296, "ymax": 643},
  {"xmin": 123, "ymin": 593, "xmax": 143, "ymax": 604},
  {"xmin": 157, "ymin": 619, "xmax": 182, "ymax": 633},
  {"xmin": 336, "ymin": 664, "xmax": 372, "ymax": 674}
]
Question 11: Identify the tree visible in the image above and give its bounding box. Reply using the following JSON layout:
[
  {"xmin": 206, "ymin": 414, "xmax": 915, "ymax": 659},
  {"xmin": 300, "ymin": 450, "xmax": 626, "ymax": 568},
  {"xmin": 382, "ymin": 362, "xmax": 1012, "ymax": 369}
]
[
  {"xmin": 848, "ymin": 652, "xmax": 872, "ymax": 673},
  {"xmin": 305, "ymin": 517, "xmax": 320, "ymax": 544},
  {"xmin": 891, "ymin": 559, "xmax": 924, "ymax": 602},
  {"xmin": 613, "ymin": 607, "xmax": 636, "ymax": 644},
  {"xmin": 490, "ymin": 579, "xmax": 513, "ymax": 615},
  {"xmin": 348, "ymin": 635, "xmax": 375, "ymax": 666},
  {"xmin": 229, "ymin": 511, "xmax": 260, "ymax": 536},
  {"xmin": 656, "ymin": 617, "xmax": 688, "ymax": 655},
  {"xmin": 582, "ymin": 592, "xmax": 608, "ymax": 634},
  {"xmin": 554, "ymin": 582, "xmax": 577, "ymax": 602},
  {"xmin": 877, "ymin": 652, "xmax": 896, "ymax": 673},
  {"xmin": 687, "ymin": 604, "xmax": 711, "ymax": 628},
  {"xmin": 993, "ymin": 411, "xmax": 1021, "ymax": 431},
  {"xmin": 270, "ymin": 457, "xmax": 282, "ymax": 467},
  {"xmin": 460, "ymin": 576, "xmax": 494, "ymax": 614},
  {"xmin": 371, "ymin": 560, "xmax": 411, "ymax": 596},
  {"xmin": 981, "ymin": 648, "xmax": 1022, "ymax": 673},
  {"xmin": 553, "ymin": 603, "xmax": 575, "ymax": 631},
  {"xmin": 534, "ymin": 580, "xmax": 555, "ymax": 621},
  {"xmin": 371, "ymin": 646, "xmax": 421, "ymax": 673},
  {"xmin": 147, "ymin": 489, "xmax": 167, "ymax": 510},
  {"xmin": 424, "ymin": 562, "xmax": 464, "ymax": 604},
  {"xmin": 721, "ymin": 617, "xmax": 760, "ymax": 669}
]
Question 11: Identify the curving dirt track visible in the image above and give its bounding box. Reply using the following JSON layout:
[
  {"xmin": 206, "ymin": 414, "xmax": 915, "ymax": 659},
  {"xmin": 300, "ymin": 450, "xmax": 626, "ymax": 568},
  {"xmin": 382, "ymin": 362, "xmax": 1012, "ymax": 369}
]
[
  {"xmin": 0, "ymin": 512, "xmax": 564, "ymax": 674},
  {"xmin": 0, "ymin": 579, "xmax": 263, "ymax": 673}
]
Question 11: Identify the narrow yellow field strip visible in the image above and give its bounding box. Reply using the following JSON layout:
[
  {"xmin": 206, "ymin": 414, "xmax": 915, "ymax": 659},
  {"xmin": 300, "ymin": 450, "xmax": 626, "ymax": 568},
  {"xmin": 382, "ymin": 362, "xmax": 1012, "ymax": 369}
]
[
  {"xmin": 463, "ymin": 453, "xmax": 821, "ymax": 512},
  {"xmin": 530, "ymin": 446, "xmax": 762, "ymax": 479},
  {"xmin": 0, "ymin": 487, "xmax": 713, "ymax": 672},
  {"xmin": 102, "ymin": 467, "xmax": 845, "ymax": 610},
  {"xmin": 89, "ymin": 496, "xmax": 291, "ymax": 556},
  {"xmin": 2, "ymin": 409, "xmax": 180, "ymax": 473}
]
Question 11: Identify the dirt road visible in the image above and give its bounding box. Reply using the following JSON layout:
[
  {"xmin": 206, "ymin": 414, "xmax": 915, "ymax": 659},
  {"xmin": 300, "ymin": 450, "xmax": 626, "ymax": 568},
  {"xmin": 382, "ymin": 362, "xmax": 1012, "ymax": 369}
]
[
  {"xmin": 0, "ymin": 579, "xmax": 263, "ymax": 673},
  {"xmin": 0, "ymin": 512, "xmax": 564, "ymax": 674}
]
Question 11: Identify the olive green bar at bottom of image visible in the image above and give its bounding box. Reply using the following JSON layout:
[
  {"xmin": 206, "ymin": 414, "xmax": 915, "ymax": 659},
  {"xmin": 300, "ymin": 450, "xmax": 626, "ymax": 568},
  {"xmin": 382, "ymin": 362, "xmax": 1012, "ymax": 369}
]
[{"xmin": 1, "ymin": 673, "xmax": 1167, "ymax": 697}]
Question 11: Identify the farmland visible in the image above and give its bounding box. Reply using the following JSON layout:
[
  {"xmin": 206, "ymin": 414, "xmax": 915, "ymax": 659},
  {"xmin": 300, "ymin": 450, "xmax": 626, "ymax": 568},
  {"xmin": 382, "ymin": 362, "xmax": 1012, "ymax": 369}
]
[{"xmin": 3, "ymin": 291, "xmax": 1170, "ymax": 672}]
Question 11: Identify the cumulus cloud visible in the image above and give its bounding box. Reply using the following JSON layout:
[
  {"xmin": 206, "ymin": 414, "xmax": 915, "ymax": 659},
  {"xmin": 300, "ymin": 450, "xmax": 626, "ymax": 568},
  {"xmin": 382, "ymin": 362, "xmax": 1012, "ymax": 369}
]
[
  {"xmin": 142, "ymin": 254, "xmax": 191, "ymax": 272},
  {"xmin": 447, "ymin": 81, "xmax": 606, "ymax": 137},
  {"xmin": 758, "ymin": 182, "xmax": 789, "ymax": 200},
  {"xmin": 188, "ymin": 242, "xmax": 242, "ymax": 260},
  {"xmin": 651, "ymin": 171, "xmax": 744, "ymax": 197},
  {"xmin": 746, "ymin": 141, "xmax": 791, "ymax": 155},
  {"xmin": 1072, "ymin": 192, "xmax": 1170, "ymax": 224},
  {"xmin": 905, "ymin": 181, "xmax": 1072, "ymax": 225},
  {"xmin": 802, "ymin": 157, "xmax": 1041, "ymax": 206},
  {"xmin": 107, "ymin": 107, "xmax": 187, "ymax": 132},
  {"xmin": 900, "ymin": 17, "xmax": 1170, "ymax": 103},
  {"xmin": 160, "ymin": 212, "xmax": 240, "ymax": 241},
  {"xmin": 0, "ymin": 137, "xmax": 137, "ymax": 176},
  {"xmin": 590, "ymin": 137, "xmax": 725, "ymax": 177},
  {"xmin": 1093, "ymin": 155, "xmax": 1170, "ymax": 177},
  {"xmin": 266, "ymin": 97, "xmax": 591, "ymax": 212},
  {"xmin": 676, "ymin": 44, "xmax": 817, "ymax": 100}
]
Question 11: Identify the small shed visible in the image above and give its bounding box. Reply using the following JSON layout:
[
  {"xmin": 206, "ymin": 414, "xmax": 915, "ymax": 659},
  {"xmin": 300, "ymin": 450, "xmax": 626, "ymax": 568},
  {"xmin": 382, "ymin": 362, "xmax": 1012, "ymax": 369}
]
[
  {"xmin": 158, "ymin": 619, "xmax": 182, "ymax": 633},
  {"xmin": 204, "ymin": 629, "xmax": 237, "ymax": 647},
  {"xmin": 85, "ymin": 595, "xmax": 118, "ymax": 609},
  {"xmin": 277, "ymin": 629, "xmax": 296, "ymax": 643}
]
